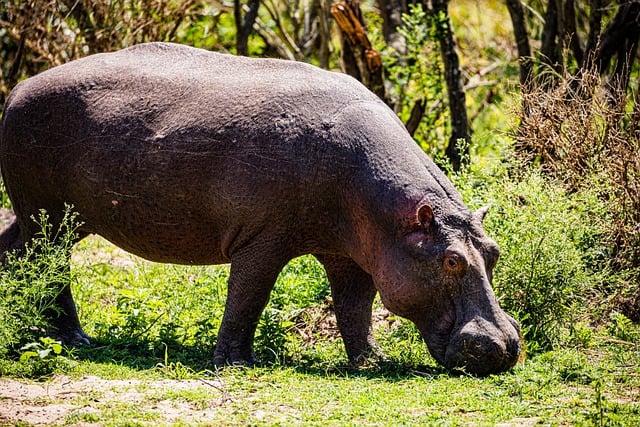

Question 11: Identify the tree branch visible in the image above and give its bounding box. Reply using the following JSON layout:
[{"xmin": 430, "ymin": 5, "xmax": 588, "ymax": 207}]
[{"xmin": 331, "ymin": 1, "xmax": 386, "ymax": 101}]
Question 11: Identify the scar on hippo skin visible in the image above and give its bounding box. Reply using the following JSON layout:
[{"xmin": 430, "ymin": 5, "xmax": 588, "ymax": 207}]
[{"xmin": 0, "ymin": 42, "xmax": 521, "ymax": 375}]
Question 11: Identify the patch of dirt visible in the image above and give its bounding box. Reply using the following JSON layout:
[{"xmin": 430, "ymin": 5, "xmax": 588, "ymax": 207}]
[
  {"xmin": 0, "ymin": 375, "xmax": 229, "ymax": 426},
  {"xmin": 291, "ymin": 298, "xmax": 399, "ymax": 346},
  {"xmin": 495, "ymin": 417, "xmax": 542, "ymax": 427}
]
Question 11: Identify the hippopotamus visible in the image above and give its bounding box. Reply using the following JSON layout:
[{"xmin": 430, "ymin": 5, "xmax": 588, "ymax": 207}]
[{"xmin": 0, "ymin": 42, "xmax": 520, "ymax": 375}]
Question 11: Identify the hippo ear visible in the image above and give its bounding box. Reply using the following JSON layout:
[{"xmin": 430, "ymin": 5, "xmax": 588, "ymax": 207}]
[
  {"xmin": 474, "ymin": 205, "xmax": 491, "ymax": 222},
  {"xmin": 417, "ymin": 204, "xmax": 434, "ymax": 230}
]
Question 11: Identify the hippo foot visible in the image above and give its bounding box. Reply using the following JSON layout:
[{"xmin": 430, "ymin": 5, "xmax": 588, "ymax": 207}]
[
  {"xmin": 48, "ymin": 327, "xmax": 91, "ymax": 346},
  {"xmin": 348, "ymin": 347, "xmax": 389, "ymax": 368},
  {"xmin": 213, "ymin": 348, "xmax": 259, "ymax": 368}
]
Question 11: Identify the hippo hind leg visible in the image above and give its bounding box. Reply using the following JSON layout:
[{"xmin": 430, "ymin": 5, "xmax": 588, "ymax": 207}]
[
  {"xmin": 1, "ymin": 213, "xmax": 90, "ymax": 346},
  {"xmin": 213, "ymin": 241, "xmax": 289, "ymax": 366},
  {"xmin": 315, "ymin": 255, "xmax": 385, "ymax": 366}
]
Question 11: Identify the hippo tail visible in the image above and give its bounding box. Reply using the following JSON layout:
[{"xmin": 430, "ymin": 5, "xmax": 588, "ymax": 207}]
[
  {"xmin": 0, "ymin": 104, "xmax": 22, "ymax": 263},
  {"xmin": 0, "ymin": 214, "xmax": 22, "ymax": 264}
]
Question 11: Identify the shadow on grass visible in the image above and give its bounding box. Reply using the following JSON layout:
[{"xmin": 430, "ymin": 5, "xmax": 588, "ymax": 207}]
[{"xmin": 71, "ymin": 337, "xmax": 449, "ymax": 381}]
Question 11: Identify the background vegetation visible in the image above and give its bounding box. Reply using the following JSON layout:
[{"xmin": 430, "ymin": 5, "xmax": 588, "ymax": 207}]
[{"xmin": 0, "ymin": 0, "xmax": 638, "ymax": 425}]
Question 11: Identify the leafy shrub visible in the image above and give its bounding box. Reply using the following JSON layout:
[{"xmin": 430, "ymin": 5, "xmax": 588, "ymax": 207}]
[
  {"xmin": 455, "ymin": 168, "xmax": 608, "ymax": 352},
  {"xmin": 255, "ymin": 307, "xmax": 294, "ymax": 364},
  {"xmin": 515, "ymin": 69, "xmax": 640, "ymax": 276},
  {"xmin": 0, "ymin": 208, "xmax": 80, "ymax": 358}
]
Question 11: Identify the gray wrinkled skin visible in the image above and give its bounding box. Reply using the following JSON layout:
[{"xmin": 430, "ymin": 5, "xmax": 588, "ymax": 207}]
[{"xmin": 0, "ymin": 42, "xmax": 520, "ymax": 375}]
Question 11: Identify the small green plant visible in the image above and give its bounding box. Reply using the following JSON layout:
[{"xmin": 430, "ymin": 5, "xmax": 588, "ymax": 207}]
[
  {"xmin": 109, "ymin": 288, "xmax": 168, "ymax": 340},
  {"xmin": 154, "ymin": 343, "xmax": 197, "ymax": 379},
  {"xmin": 569, "ymin": 321, "xmax": 595, "ymax": 348},
  {"xmin": 19, "ymin": 337, "xmax": 63, "ymax": 362},
  {"xmin": 0, "ymin": 206, "xmax": 81, "ymax": 358},
  {"xmin": 255, "ymin": 308, "xmax": 294, "ymax": 364},
  {"xmin": 14, "ymin": 336, "xmax": 73, "ymax": 377},
  {"xmin": 608, "ymin": 312, "xmax": 639, "ymax": 342}
]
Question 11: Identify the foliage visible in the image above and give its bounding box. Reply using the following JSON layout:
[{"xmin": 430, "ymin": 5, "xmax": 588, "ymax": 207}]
[
  {"xmin": 517, "ymin": 69, "xmax": 640, "ymax": 270},
  {"xmin": 19, "ymin": 337, "xmax": 63, "ymax": 362},
  {"xmin": 380, "ymin": 4, "xmax": 448, "ymax": 155},
  {"xmin": 0, "ymin": 0, "xmax": 224, "ymax": 103},
  {"xmin": 254, "ymin": 307, "xmax": 294, "ymax": 364},
  {"xmin": 0, "ymin": 207, "xmax": 80, "ymax": 359},
  {"xmin": 13, "ymin": 337, "xmax": 74, "ymax": 377},
  {"xmin": 454, "ymin": 166, "xmax": 609, "ymax": 351}
]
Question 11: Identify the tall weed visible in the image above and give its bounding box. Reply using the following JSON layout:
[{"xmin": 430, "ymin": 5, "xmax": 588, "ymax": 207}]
[{"xmin": 0, "ymin": 208, "xmax": 80, "ymax": 358}]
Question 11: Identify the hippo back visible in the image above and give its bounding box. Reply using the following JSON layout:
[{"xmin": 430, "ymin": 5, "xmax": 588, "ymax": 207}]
[{"xmin": 0, "ymin": 43, "xmax": 384, "ymax": 263}]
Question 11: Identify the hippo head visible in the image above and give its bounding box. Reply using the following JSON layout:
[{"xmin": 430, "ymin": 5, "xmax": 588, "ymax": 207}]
[{"xmin": 374, "ymin": 203, "xmax": 521, "ymax": 376}]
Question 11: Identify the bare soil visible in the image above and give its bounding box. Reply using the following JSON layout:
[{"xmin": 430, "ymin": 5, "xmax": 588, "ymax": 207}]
[{"xmin": 0, "ymin": 375, "xmax": 229, "ymax": 426}]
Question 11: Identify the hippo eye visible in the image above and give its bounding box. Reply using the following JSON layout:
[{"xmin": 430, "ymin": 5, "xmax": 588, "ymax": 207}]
[{"xmin": 443, "ymin": 249, "xmax": 467, "ymax": 274}]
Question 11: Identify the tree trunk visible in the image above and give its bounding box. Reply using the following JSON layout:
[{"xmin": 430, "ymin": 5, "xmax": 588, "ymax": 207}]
[
  {"xmin": 540, "ymin": 0, "xmax": 560, "ymax": 71},
  {"xmin": 314, "ymin": 0, "xmax": 333, "ymax": 69},
  {"xmin": 595, "ymin": 1, "xmax": 640, "ymax": 96},
  {"xmin": 562, "ymin": 0, "xmax": 583, "ymax": 66},
  {"xmin": 505, "ymin": 0, "xmax": 533, "ymax": 89},
  {"xmin": 430, "ymin": 0, "xmax": 469, "ymax": 171},
  {"xmin": 376, "ymin": 0, "xmax": 414, "ymax": 53},
  {"xmin": 234, "ymin": 0, "xmax": 261, "ymax": 56}
]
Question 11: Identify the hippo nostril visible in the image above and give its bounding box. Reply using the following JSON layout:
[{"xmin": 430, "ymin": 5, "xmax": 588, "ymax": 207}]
[{"xmin": 507, "ymin": 338, "xmax": 521, "ymax": 358}]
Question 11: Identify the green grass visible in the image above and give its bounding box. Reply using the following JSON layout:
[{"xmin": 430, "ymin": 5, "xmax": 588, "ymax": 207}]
[
  {"xmin": 1, "ymin": 2, "xmax": 638, "ymax": 425},
  {"xmin": 1, "ymin": 234, "xmax": 638, "ymax": 426}
]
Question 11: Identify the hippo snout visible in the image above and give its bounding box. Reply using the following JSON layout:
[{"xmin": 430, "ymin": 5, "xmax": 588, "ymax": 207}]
[{"xmin": 443, "ymin": 313, "xmax": 521, "ymax": 376}]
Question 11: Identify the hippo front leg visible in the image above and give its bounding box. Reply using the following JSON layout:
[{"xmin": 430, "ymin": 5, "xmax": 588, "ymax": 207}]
[
  {"xmin": 213, "ymin": 243, "xmax": 288, "ymax": 366},
  {"xmin": 316, "ymin": 255, "xmax": 383, "ymax": 365}
]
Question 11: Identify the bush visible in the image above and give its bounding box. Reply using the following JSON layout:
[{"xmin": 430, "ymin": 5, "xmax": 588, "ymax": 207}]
[
  {"xmin": 454, "ymin": 167, "xmax": 610, "ymax": 352},
  {"xmin": 515, "ymin": 69, "xmax": 640, "ymax": 274}
]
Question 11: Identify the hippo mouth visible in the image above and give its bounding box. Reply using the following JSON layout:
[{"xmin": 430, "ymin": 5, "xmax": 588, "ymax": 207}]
[
  {"xmin": 409, "ymin": 302, "xmax": 456, "ymax": 368},
  {"xmin": 413, "ymin": 306, "xmax": 522, "ymax": 376},
  {"xmin": 441, "ymin": 314, "xmax": 521, "ymax": 376}
]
